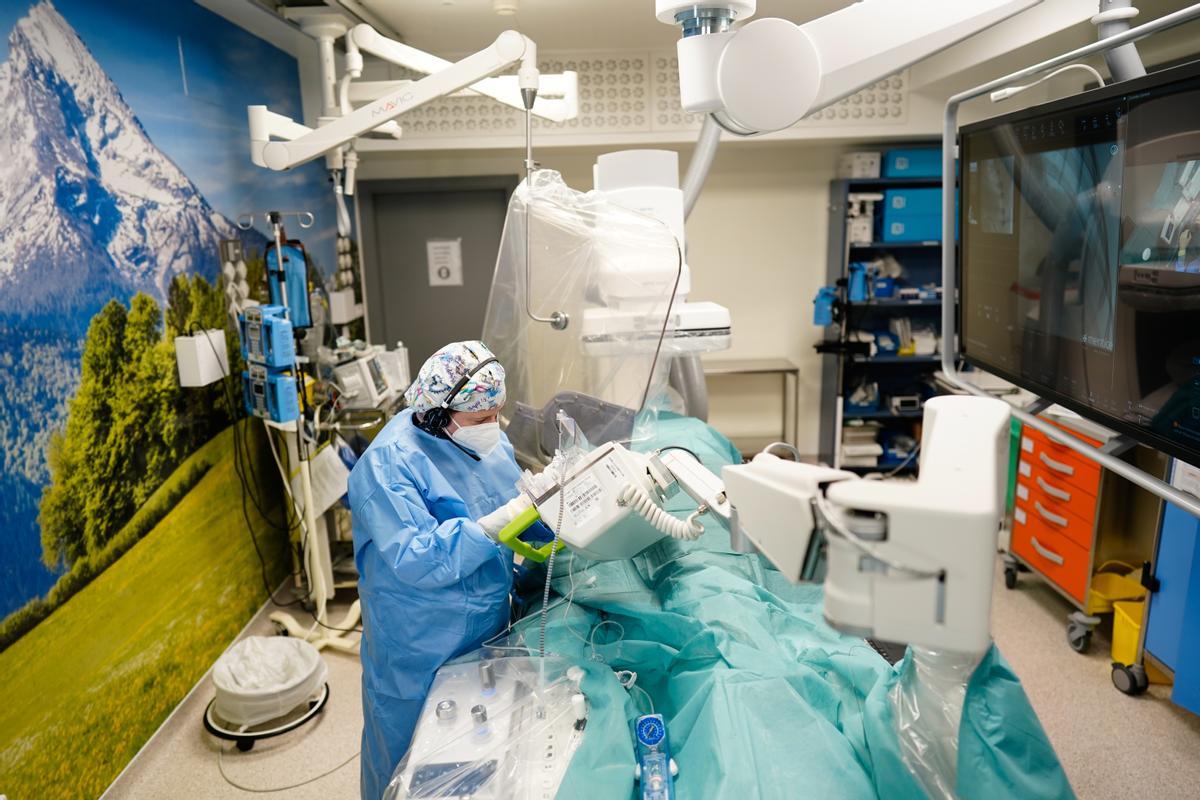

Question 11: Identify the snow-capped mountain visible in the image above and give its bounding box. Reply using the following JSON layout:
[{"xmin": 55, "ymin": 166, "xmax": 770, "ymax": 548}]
[{"xmin": 0, "ymin": 0, "xmax": 258, "ymax": 325}]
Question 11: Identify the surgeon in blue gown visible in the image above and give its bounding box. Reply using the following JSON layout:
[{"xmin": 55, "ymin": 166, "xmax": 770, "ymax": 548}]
[{"xmin": 350, "ymin": 341, "xmax": 532, "ymax": 800}]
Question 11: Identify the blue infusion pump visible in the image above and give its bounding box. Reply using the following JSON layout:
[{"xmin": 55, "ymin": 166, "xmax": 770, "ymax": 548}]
[
  {"xmin": 239, "ymin": 305, "xmax": 294, "ymax": 369},
  {"xmin": 242, "ymin": 364, "xmax": 299, "ymax": 423},
  {"xmin": 635, "ymin": 714, "xmax": 674, "ymax": 800},
  {"xmin": 265, "ymin": 240, "xmax": 313, "ymax": 329}
]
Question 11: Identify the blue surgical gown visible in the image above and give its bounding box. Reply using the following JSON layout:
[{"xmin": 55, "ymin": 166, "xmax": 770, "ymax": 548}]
[{"xmin": 349, "ymin": 408, "xmax": 520, "ymax": 800}]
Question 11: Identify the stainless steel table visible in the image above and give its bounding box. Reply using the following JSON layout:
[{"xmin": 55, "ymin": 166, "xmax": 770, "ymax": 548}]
[{"xmin": 702, "ymin": 357, "xmax": 801, "ymax": 453}]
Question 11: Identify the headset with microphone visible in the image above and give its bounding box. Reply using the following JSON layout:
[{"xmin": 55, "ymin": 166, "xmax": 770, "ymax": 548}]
[{"xmin": 414, "ymin": 355, "xmax": 499, "ymax": 461}]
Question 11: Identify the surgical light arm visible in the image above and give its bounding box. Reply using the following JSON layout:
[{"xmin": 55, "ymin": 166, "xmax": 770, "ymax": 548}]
[
  {"xmin": 656, "ymin": 0, "xmax": 1043, "ymax": 135},
  {"xmin": 250, "ymin": 29, "xmax": 547, "ymax": 171},
  {"xmin": 344, "ymin": 24, "xmax": 578, "ymax": 124}
]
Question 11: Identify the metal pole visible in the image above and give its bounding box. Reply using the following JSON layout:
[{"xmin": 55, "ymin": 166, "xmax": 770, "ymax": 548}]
[
  {"xmin": 940, "ymin": 3, "xmax": 1200, "ymax": 517},
  {"xmin": 521, "ymin": 106, "xmax": 568, "ymax": 330}
]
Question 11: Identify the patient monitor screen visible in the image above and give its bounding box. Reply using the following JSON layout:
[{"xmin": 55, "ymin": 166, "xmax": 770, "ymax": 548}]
[{"xmin": 961, "ymin": 61, "xmax": 1200, "ymax": 466}]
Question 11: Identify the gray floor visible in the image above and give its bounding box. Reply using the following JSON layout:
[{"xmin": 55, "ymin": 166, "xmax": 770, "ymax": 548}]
[
  {"xmin": 103, "ymin": 600, "xmax": 364, "ymax": 800},
  {"xmin": 105, "ymin": 559, "xmax": 1200, "ymax": 799},
  {"xmin": 989, "ymin": 560, "xmax": 1200, "ymax": 800}
]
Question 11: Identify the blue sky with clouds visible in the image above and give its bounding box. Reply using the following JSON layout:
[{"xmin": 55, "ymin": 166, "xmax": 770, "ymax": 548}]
[{"xmin": 0, "ymin": 0, "xmax": 337, "ymax": 270}]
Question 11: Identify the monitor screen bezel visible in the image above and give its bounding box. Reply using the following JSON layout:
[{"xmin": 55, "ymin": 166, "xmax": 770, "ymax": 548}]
[{"xmin": 959, "ymin": 57, "xmax": 1200, "ymax": 467}]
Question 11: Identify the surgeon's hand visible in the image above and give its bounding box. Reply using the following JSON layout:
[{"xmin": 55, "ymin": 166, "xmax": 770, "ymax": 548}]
[{"xmin": 477, "ymin": 493, "xmax": 533, "ymax": 540}]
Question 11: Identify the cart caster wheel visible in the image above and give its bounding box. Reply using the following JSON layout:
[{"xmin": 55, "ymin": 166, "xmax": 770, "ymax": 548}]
[
  {"xmin": 237, "ymin": 738, "xmax": 254, "ymax": 752},
  {"xmin": 1067, "ymin": 624, "xmax": 1092, "ymax": 654},
  {"xmin": 1004, "ymin": 566, "xmax": 1018, "ymax": 590},
  {"xmin": 1111, "ymin": 663, "xmax": 1149, "ymax": 695}
]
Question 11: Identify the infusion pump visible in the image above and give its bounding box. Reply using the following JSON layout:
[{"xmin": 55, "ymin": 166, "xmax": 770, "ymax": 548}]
[{"xmin": 333, "ymin": 346, "xmax": 408, "ymax": 409}]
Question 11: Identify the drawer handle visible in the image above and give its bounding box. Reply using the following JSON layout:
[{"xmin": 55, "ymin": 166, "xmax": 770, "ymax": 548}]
[
  {"xmin": 1039, "ymin": 451, "xmax": 1075, "ymax": 476},
  {"xmin": 1030, "ymin": 535, "xmax": 1065, "ymax": 566},
  {"xmin": 1034, "ymin": 501, "xmax": 1069, "ymax": 528},
  {"xmin": 1036, "ymin": 476, "xmax": 1072, "ymax": 503}
]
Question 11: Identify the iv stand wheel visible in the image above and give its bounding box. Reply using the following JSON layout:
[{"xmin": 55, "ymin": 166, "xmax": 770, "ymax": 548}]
[
  {"xmin": 203, "ymin": 683, "xmax": 330, "ymax": 752},
  {"xmin": 1111, "ymin": 663, "xmax": 1150, "ymax": 696}
]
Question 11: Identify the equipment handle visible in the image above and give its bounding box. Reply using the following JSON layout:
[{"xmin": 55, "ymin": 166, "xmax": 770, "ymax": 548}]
[
  {"xmin": 1034, "ymin": 500, "xmax": 1069, "ymax": 528},
  {"xmin": 1036, "ymin": 475, "xmax": 1071, "ymax": 502},
  {"xmin": 1039, "ymin": 451, "xmax": 1075, "ymax": 476},
  {"xmin": 497, "ymin": 505, "xmax": 563, "ymax": 563},
  {"xmin": 1030, "ymin": 535, "xmax": 1065, "ymax": 566}
]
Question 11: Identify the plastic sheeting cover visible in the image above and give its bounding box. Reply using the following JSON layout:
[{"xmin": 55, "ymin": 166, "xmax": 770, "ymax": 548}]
[{"xmin": 482, "ymin": 170, "xmax": 682, "ymax": 464}]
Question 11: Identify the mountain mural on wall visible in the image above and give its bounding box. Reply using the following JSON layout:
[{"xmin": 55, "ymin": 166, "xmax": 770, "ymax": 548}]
[
  {"xmin": 0, "ymin": 1, "xmax": 265, "ymax": 616},
  {"xmin": 0, "ymin": 1, "xmax": 261, "ymax": 325}
]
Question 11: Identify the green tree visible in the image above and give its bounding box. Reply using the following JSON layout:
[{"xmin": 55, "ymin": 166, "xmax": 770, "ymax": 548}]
[
  {"xmin": 164, "ymin": 274, "xmax": 193, "ymax": 339},
  {"xmin": 39, "ymin": 300, "xmax": 129, "ymax": 566},
  {"xmin": 82, "ymin": 294, "xmax": 165, "ymax": 551}
]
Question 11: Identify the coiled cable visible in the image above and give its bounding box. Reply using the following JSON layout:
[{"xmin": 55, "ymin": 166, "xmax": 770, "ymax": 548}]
[{"xmin": 618, "ymin": 483, "xmax": 704, "ymax": 541}]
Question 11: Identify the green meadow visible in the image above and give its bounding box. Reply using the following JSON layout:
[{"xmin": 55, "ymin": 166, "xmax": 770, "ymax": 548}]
[{"xmin": 0, "ymin": 422, "xmax": 290, "ymax": 800}]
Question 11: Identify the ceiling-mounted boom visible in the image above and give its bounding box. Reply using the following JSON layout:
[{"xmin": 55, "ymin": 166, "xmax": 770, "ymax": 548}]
[
  {"xmin": 249, "ymin": 26, "xmax": 578, "ymax": 172},
  {"xmin": 656, "ymin": 0, "xmax": 1044, "ymax": 136}
]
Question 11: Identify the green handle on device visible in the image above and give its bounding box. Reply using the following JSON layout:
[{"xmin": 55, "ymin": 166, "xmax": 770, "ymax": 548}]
[{"xmin": 497, "ymin": 505, "xmax": 563, "ymax": 563}]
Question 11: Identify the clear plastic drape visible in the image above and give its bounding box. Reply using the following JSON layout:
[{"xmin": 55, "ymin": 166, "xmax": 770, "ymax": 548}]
[{"xmin": 482, "ymin": 170, "xmax": 680, "ymax": 464}]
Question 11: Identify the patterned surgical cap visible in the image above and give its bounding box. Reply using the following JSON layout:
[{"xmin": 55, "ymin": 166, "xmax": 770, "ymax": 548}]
[{"xmin": 404, "ymin": 340, "xmax": 507, "ymax": 413}]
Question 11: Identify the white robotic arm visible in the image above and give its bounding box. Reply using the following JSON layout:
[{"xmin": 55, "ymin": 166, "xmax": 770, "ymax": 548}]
[
  {"xmin": 656, "ymin": 0, "xmax": 1044, "ymax": 135},
  {"xmin": 723, "ymin": 396, "xmax": 1012, "ymax": 653},
  {"xmin": 249, "ymin": 28, "xmax": 576, "ymax": 172},
  {"xmin": 512, "ymin": 397, "xmax": 1009, "ymax": 653},
  {"xmin": 344, "ymin": 24, "xmax": 578, "ymax": 124}
]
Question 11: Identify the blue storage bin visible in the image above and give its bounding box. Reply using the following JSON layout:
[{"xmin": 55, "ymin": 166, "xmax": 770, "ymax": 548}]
[
  {"xmin": 874, "ymin": 330, "xmax": 900, "ymax": 353},
  {"xmin": 883, "ymin": 148, "xmax": 941, "ymax": 178},
  {"xmin": 873, "ymin": 277, "xmax": 897, "ymax": 298},
  {"xmin": 883, "ymin": 188, "xmax": 940, "ymax": 242}
]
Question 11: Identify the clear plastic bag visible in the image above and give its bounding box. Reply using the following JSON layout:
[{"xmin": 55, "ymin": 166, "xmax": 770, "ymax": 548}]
[
  {"xmin": 210, "ymin": 636, "xmax": 328, "ymax": 728},
  {"xmin": 891, "ymin": 646, "xmax": 985, "ymax": 799},
  {"xmin": 483, "ymin": 170, "xmax": 681, "ymax": 465},
  {"xmin": 383, "ymin": 653, "xmax": 588, "ymax": 800}
]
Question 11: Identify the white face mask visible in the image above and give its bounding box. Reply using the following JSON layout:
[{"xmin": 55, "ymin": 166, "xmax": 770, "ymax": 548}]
[{"xmin": 449, "ymin": 420, "xmax": 502, "ymax": 457}]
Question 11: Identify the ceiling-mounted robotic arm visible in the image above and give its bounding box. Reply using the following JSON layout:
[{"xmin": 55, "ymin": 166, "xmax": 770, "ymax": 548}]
[
  {"xmin": 345, "ymin": 24, "xmax": 578, "ymax": 124},
  {"xmin": 249, "ymin": 28, "xmax": 571, "ymax": 172},
  {"xmin": 656, "ymin": 0, "xmax": 1044, "ymax": 135}
]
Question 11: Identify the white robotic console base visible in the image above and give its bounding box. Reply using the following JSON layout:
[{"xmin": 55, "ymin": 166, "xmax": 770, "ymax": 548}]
[
  {"xmin": 720, "ymin": 395, "xmax": 1012, "ymax": 654},
  {"xmin": 386, "ymin": 656, "xmax": 588, "ymax": 800}
]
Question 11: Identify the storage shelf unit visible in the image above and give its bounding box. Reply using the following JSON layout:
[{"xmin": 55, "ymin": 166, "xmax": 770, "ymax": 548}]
[
  {"xmin": 817, "ymin": 150, "xmax": 947, "ymax": 471},
  {"xmin": 849, "ymin": 241, "xmax": 941, "ymax": 251},
  {"xmin": 843, "ymin": 409, "xmax": 924, "ymax": 421}
]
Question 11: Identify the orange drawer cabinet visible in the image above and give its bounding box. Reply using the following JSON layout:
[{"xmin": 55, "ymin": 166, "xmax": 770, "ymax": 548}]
[{"xmin": 1005, "ymin": 417, "xmax": 1170, "ymax": 653}]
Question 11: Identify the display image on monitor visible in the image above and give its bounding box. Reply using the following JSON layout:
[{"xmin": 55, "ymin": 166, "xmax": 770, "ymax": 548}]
[{"xmin": 960, "ymin": 60, "xmax": 1200, "ymax": 465}]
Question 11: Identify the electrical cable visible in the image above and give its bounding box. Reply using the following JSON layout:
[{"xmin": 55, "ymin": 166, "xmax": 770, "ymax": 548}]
[
  {"xmin": 191, "ymin": 324, "xmax": 293, "ymax": 531},
  {"xmin": 655, "ymin": 445, "xmax": 700, "ymax": 462},
  {"xmin": 538, "ymin": 492, "xmax": 566, "ymax": 659},
  {"xmin": 217, "ymin": 745, "xmax": 359, "ymax": 793},
  {"xmin": 192, "ymin": 326, "xmax": 308, "ymax": 610},
  {"xmin": 814, "ymin": 494, "xmax": 943, "ymax": 580},
  {"xmin": 990, "ymin": 62, "xmax": 1106, "ymax": 102},
  {"xmin": 618, "ymin": 482, "xmax": 704, "ymax": 541},
  {"xmin": 862, "ymin": 444, "xmax": 921, "ymax": 480}
]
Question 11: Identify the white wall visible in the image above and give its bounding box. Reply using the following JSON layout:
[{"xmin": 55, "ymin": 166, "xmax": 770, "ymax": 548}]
[{"xmin": 357, "ymin": 139, "xmax": 844, "ymax": 454}]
